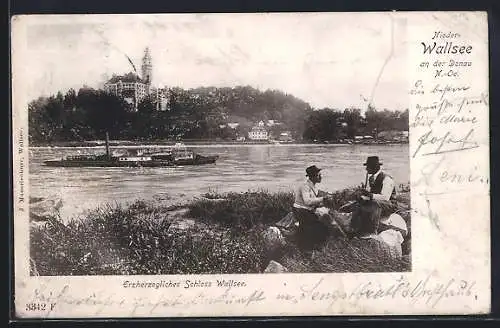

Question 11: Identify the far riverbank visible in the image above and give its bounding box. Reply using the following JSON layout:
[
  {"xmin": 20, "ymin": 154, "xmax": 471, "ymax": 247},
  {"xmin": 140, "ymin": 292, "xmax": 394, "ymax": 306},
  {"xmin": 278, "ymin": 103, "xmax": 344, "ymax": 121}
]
[{"xmin": 29, "ymin": 139, "xmax": 409, "ymax": 148}]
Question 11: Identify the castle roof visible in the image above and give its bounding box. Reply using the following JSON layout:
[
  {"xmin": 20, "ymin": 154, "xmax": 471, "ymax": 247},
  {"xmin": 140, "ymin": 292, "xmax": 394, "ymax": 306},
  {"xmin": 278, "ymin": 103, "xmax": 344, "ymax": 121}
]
[
  {"xmin": 107, "ymin": 72, "xmax": 146, "ymax": 84},
  {"xmin": 250, "ymin": 126, "xmax": 268, "ymax": 132}
]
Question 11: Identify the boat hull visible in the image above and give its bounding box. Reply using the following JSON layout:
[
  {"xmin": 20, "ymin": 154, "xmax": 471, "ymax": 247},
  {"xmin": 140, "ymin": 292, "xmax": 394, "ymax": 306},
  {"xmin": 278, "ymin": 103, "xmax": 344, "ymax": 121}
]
[
  {"xmin": 174, "ymin": 155, "xmax": 218, "ymax": 166},
  {"xmin": 43, "ymin": 160, "xmax": 174, "ymax": 167},
  {"xmin": 43, "ymin": 155, "xmax": 219, "ymax": 167}
]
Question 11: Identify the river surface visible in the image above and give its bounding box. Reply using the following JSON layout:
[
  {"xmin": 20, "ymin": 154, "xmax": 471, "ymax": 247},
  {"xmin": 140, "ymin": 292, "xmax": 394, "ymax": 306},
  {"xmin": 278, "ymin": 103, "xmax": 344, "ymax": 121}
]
[{"xmin": 29, "ymin": 144, "xmax": 409, "ymax": 221}]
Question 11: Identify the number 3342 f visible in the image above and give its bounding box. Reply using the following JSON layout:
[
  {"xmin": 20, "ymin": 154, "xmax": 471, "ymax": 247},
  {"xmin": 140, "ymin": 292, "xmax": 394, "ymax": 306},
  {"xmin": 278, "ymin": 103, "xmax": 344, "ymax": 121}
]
[{"xmin": 25, "ymin": 303, "xmax": 56, "ymax": 311}]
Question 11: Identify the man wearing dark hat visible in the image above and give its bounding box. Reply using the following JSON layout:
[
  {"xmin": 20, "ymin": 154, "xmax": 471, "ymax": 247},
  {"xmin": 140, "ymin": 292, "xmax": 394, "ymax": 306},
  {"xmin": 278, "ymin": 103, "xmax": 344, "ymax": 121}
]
[
  {"xmin": 292, "ymin": 165, "xmax": 331, "ymax": 252},
  {"xmin": 361, "ymin": 156, "xmax": 397, "ymax": 216}
]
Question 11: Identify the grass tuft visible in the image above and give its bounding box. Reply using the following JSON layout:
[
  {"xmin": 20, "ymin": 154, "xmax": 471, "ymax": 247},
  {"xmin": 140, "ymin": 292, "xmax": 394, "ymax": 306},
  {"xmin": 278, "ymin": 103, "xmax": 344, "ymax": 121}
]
[{"xmin": 187, "ymin": 190, "xmax": 294, "ymax": 231}]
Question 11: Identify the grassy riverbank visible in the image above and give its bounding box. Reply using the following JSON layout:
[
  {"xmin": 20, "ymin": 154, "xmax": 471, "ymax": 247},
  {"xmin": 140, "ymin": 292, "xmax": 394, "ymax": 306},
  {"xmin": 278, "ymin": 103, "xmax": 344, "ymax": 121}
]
[{"xmin": 30, "ymin": 188, "xmax": 411, "ymax": 275}]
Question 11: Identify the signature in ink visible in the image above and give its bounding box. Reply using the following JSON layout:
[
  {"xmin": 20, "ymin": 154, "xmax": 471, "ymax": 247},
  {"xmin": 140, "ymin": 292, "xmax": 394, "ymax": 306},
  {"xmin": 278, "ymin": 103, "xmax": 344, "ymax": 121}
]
[{"xmin": 413, "ymin": 129, "xmax": 479, "ymax": 158}]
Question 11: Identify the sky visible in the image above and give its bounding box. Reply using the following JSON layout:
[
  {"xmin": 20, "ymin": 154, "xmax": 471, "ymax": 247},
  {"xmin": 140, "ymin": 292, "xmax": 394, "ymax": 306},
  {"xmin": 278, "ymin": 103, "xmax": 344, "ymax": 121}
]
[{"xmin": 19, "ymin": 13, "xmax": 408, "ymax": 111}]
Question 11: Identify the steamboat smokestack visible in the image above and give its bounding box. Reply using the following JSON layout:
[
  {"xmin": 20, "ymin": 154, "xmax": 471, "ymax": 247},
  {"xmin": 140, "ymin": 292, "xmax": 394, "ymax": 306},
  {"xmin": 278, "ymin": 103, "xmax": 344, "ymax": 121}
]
[{"xmin": 105, "ymin": 132, "xmax": 110, "ymax": 158}]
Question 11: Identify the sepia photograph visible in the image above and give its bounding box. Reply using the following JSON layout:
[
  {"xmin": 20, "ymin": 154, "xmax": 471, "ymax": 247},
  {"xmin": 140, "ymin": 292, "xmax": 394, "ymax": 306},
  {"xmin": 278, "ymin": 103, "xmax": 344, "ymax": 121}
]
[
  {"xmin": 24, "ymin": 14, "xmax": 412, "ymax": 276},
  {"xmin": 12, "ymin": 11, "xmax": 491, "ymax": 317}
]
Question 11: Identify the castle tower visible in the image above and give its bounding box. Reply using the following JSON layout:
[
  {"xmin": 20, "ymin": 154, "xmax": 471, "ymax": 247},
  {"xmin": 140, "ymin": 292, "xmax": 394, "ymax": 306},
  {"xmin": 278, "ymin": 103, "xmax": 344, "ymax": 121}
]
[{"xmin": 141, "ymin": 47, "xmax": 152, "ymax": 84}]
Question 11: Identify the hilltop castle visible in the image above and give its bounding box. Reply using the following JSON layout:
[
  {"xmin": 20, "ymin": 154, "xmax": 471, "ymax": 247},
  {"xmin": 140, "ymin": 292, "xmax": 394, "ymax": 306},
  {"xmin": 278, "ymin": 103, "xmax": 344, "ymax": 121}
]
[{"xmin": 104, "ymin": 47, "xmax": 168, "ymax": 111}]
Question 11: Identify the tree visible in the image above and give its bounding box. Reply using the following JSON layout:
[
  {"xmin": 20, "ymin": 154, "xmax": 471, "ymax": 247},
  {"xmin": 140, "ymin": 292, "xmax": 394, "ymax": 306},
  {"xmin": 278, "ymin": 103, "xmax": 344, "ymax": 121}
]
[
  {"xmin": 28, "ymin": 97, "xmax": 51, "ymax": 143},
  {"xmin": 393, "ymin": 109, "xmax": 409, "ymax": 131},
  {"xmin": 63, "ymin": 89, "xmax": 77, "ymax": 111},
  {"xmin": 365, "ymin": 106, "xmax": 385, "ymax": 138},
  {"xmin": 343, "ymin": 108, "xmax": 362, "ymax": 139},
  {"xmin": 303, "ymin": 109, "xmax": 341, "ymax": 142},
  {"xmin": 137, "ymin": 96, "xmax": 156, "ymax": 114},
  {"xmin": 85, "ymin": 91, "xmax": 129, "ymax": 138}
]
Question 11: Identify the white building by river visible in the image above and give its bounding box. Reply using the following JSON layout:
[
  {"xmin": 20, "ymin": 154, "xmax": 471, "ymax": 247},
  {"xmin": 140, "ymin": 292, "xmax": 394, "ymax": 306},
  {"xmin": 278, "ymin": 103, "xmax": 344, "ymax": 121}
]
[{"xmin": 248, "ymin": 121, "xmax": 269, "ymax": 140}]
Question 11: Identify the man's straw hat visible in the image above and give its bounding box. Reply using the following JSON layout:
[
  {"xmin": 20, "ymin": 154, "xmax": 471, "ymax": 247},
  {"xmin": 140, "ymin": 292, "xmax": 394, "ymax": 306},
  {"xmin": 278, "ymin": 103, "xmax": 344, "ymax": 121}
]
[{"xmin": 380, "ymin": 213, "xmax": 407, "ymax": 236}]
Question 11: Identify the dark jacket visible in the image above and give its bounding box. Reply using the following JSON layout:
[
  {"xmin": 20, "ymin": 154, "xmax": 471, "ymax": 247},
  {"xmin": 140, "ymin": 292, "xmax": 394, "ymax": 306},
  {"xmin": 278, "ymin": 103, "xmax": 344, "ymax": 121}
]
[{"xmin": 369, "ymin": 171, "xmax": 397, "ymax": 200}]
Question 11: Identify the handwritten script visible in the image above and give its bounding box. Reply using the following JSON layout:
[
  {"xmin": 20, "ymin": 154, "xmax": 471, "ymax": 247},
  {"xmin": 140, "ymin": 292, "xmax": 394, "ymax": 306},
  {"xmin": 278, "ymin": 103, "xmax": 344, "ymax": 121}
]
[
  {"xmin": 410, "ymin": 29, "xmax": 488, "ymax": 231},
  {"xmin": 28, "ymin": 273, "xmax": 477, "ymax": 316}
]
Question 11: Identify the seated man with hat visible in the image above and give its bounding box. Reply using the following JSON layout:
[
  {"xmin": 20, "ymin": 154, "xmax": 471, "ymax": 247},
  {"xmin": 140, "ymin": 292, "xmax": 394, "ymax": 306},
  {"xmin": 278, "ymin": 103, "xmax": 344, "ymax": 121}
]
[
  {"xmin": 292, "ymin": 165, "xmax": 332, "ymax": 252},
  {"xmin": 360, "ymin": 156, "xmax": 397, "ymax": 217}
]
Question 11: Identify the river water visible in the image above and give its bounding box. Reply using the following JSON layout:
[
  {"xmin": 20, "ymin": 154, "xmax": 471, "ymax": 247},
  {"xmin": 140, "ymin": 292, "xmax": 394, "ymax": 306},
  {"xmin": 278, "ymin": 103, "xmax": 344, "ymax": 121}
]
[{"xmin": 29, "ymin": 144, "xmax": 409, "ymax": 221}]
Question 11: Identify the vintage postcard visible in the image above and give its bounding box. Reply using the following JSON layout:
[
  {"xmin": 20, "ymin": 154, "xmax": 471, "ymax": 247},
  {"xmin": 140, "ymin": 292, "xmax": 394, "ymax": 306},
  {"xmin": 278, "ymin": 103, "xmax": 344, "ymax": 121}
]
[{"xmin": 11, "ymin": 12, "xmax": 490, "ymax": 317}]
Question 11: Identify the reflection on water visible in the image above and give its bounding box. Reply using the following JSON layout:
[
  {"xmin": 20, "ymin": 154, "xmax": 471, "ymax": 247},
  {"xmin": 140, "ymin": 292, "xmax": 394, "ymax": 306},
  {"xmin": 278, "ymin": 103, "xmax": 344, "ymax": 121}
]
[{"xmin": 29, "ymin": 144, "xmax": 409, "ymax": 221}]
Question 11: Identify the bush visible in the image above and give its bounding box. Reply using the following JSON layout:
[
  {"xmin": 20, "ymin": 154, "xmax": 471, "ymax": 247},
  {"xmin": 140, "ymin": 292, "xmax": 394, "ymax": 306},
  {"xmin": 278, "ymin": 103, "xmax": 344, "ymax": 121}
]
[
  {"xmin": 187, "ymin": 190, "xmax": 294, "ymax": 231},
  {"xmin": 282, "ymin": 237, "xmax": 411, "ymax": 273},
  {"xmin": 30, "ymin": 201, "xmax": 268, "ymax": 275}
]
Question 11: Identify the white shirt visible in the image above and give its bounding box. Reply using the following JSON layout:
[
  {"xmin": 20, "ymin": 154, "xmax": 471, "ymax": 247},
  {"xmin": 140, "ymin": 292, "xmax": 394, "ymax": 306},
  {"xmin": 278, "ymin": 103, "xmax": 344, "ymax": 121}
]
[
  {"xmin": 293, "ymin": 179, "xmax": 323, "ymax": 211},
  {"xmin": 366, "ymin": 169, "xmax": 395, "ymax": 201}
]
